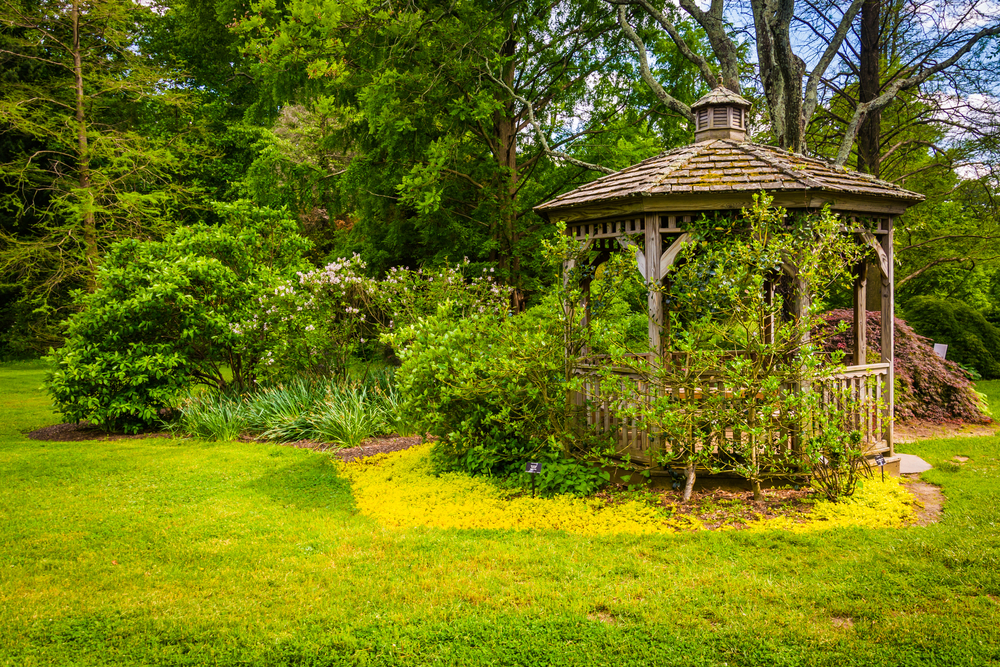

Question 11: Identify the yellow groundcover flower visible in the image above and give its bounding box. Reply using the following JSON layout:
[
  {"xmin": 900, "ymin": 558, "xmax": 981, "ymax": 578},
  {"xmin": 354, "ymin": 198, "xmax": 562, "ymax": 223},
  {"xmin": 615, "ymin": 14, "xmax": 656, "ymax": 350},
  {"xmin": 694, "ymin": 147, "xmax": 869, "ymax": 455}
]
[
  {"xmin": 746, "ymin": 474, "xmax": 916, "ymax": 533},
  {"xmin": 340, "ymin": 444, "xmax": 915, "ymax": 536}
]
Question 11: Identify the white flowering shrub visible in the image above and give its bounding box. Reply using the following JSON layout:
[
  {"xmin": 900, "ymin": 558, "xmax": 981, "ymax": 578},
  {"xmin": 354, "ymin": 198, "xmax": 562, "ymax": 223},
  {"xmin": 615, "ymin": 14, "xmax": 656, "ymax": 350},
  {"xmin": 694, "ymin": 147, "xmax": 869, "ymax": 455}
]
[{"xmin": 256, "ymin": 256, "xmax": 512, "ymax": 382}]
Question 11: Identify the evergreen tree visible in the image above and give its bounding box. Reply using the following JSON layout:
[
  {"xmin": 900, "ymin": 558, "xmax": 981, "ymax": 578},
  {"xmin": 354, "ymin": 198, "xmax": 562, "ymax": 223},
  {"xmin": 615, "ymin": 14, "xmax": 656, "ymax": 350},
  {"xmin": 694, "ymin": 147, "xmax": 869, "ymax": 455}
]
[{"xmin": 0, "ymin": 0, "xmax": 201, "ymax": 351}]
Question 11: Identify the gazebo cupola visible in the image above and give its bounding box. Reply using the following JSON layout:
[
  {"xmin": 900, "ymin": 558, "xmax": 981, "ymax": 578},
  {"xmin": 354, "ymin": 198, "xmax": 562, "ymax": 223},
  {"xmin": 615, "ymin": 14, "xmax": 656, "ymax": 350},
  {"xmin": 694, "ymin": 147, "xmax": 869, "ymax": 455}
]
[{"xmin": 691, "ymin": 86, "xmax": 751, "ymax": 142}]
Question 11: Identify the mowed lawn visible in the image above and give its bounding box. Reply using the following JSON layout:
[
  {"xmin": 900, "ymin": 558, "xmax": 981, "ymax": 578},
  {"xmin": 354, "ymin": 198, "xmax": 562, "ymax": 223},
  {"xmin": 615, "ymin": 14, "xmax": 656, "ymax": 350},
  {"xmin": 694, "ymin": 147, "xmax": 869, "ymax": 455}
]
[{"xmin": 1, "ymin": 364, "xmax": 999, "ymax": 666}]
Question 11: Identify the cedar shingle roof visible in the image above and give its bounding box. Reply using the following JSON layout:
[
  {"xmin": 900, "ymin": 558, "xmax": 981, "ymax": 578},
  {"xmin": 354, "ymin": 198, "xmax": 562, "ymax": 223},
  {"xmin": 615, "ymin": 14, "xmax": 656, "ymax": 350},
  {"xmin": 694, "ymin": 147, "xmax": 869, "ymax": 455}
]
[
  {"xmin": 535, "ymin": 140, "xmax": 924, "ymax": 212},
  {"xmin": 691, "ymin": 87, "xmax": 751, "ymax": 110}
]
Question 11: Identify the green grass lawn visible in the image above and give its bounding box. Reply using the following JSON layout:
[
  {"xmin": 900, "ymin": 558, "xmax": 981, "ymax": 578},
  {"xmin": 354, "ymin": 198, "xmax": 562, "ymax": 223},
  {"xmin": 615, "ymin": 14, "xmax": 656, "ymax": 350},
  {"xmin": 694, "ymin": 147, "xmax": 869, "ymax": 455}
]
[
  {"xmin": 976, "ymin": 379, "xmax": 1000, "ymax": 419},
  {"xmin": 2, "ymin": 365, "xmax": 999, "ymax": 666}
]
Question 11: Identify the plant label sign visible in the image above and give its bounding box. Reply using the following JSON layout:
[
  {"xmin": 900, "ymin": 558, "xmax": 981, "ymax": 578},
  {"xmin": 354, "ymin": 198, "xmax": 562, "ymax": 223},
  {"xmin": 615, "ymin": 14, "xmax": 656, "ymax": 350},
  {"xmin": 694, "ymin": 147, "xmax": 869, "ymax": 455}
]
[
  {"xmin": 525, "ymin": 462, "xmax": 543, "ymax": 474},
  {"xmin": 874, "ymin": 454, "xmax": 886, "ymax": 467}
]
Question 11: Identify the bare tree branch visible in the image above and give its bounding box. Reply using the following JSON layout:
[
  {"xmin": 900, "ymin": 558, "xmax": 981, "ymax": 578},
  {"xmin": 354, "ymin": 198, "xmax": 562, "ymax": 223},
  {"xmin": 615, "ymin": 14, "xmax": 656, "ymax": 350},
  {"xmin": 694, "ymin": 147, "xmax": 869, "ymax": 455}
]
[
  {"xmin": 613, "ymin": 6, "xmax": 695, "ymax": 123},
  {"xmin": 899, "ymin": 234, "xmax": 1000, "ymax": 252},
  {"xmin": 802, "ymin": 0, "xmax": 864, "ymax": 126},
  {"xmin": 604, "ymin": 0, "xmax": 717, "ymax": 88},
  {"xmin": 835, "ymin": 22, "xmax": 1000, "ymax": 166},
  {"xmin": 898, "ymin": 256, "xmax": 971, "ymax": 288},
  {"xmin": 486, "ymin": 70, "xmax": 616, "ymax": 175}
]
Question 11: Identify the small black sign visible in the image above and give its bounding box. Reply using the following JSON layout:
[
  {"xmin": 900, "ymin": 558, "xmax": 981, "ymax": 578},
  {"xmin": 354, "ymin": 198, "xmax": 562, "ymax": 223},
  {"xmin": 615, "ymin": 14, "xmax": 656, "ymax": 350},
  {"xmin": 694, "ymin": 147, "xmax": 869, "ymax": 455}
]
[
  {"xmin": 525, "ymin": 462, "xmax": 543, "ymax": 474},
  {"xmin": 874, "ymin": 454, "xmax": 886, "ymax": 467}
]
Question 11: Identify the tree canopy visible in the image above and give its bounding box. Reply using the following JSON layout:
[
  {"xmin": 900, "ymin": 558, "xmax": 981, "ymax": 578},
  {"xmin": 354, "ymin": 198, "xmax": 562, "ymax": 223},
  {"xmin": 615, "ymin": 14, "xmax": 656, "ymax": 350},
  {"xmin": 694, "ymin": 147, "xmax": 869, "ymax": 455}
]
[{"xmin": 2, "ymin": 0, "xmax": 1000, "ymax": 355}]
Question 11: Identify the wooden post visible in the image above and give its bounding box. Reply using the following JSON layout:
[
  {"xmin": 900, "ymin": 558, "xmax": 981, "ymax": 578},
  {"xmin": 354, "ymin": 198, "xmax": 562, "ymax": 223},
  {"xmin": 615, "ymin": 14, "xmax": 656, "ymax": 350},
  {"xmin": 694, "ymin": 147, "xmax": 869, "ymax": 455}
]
[
  {"xmin": 763, "ymin": 279, "xmax": 775, "ymax": 345},
  {"xmin": 645, "ymin": 214, "xmax": 662, "ymax": 355},
  {"xmin": 561, "ymin": 257, "xmax": 575, "ymax": 364},
  {"xmin": 787, "ymin": 267, "xmax": 809, "ymax": 457},
  {"xmin": 880, "ymin": 222, "xmax": 894, "ymax": 455},
  {"xmin": 581, "ymin": 274, "xmax": 592, "ymax": 358},
  {"xmin": 853, "ymin": 259, "xmax": 868, "ymax": 366}
]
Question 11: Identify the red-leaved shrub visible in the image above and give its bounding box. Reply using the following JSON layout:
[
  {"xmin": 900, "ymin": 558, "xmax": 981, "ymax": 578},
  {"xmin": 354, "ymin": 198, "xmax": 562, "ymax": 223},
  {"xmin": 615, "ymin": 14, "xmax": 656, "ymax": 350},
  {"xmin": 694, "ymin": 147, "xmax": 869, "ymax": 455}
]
[{"xmin": 818, "ymin": 309, "xmax": 989, "ymax": 424}]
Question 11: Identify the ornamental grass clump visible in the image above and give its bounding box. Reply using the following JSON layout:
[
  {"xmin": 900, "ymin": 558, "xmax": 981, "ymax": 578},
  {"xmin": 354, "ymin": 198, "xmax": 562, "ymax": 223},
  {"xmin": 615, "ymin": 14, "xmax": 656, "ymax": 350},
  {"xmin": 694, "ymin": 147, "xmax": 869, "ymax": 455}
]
[
  {"xmin": 175, "ymin": 391, "xmax": 249, "ymax": 442},
  {"xmin": 310, "ymin": 385, "xmax": 388, "ymax": 448},
  {"xmin": 176, "ymin": 373, "xmax": 406, "ymax": 445}
]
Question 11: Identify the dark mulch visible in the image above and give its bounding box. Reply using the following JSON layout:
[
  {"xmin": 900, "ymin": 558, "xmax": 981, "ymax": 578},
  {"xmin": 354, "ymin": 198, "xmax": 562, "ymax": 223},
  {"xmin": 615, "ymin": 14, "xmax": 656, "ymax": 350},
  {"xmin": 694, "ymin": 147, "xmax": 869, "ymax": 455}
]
[
  {"xmin": 333, "ymin": 435, "xmax": 428, "ymax": 462},
  {"xmin": 26, "ymin": 421, "xmax": 173, "ymax": 442},
  {"xmin": 239, "ymin": 434, "xmax": 427, "ymax": 461},
  {"xmin": 314, "ymin": 435, "xmax": 424, "ymax": 463},
  {"xmin": 664, "ymin": 487, "xmax": 813, "ymax": 529}
]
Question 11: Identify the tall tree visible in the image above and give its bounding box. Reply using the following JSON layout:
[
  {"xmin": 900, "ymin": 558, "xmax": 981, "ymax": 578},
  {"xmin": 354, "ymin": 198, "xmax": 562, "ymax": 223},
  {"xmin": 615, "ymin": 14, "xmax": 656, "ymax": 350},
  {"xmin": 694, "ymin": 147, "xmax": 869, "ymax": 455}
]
[
  {"xmin": 608, "ymin": 0, "xmax": 1000, "ymax": 162},
  {"xmin": 0, "ymin": 0, "xmax": 200, "ymax": 350},
  {"xmin": 236, "ymin": 0, "xmax": 707, "ymax": 303}
]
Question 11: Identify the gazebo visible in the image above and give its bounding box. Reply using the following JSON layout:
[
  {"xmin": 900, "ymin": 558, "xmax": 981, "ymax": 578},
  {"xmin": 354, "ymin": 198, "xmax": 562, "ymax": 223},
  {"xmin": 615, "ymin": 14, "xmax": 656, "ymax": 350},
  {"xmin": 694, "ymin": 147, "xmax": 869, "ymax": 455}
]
[{"xmin": 534, "ymin": 86, "xmax": 924, "ymax": 476}]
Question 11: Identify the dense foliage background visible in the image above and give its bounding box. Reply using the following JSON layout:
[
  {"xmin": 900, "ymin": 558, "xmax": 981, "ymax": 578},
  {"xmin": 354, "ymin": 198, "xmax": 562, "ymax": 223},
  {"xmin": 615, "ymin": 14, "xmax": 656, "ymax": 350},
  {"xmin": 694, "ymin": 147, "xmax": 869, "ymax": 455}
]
[{"xmin": 3, "ymin": 0, "xmax": 1000, "ymax": 395}]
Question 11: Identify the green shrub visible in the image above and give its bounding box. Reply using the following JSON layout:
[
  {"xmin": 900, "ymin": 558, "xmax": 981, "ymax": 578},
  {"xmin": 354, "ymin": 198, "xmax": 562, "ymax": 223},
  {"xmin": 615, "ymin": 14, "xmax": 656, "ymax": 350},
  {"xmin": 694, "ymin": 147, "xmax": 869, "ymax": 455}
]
[
  {"xmin": 44, "ymin": 202, "xmax": 311, "ymax": 432},
  {"xmin": 394, "ymin": 298, "xmax": 611, "ymax": 496},
  {"xmin": 904, "ymin": 296, "xmax": 1000, "ymax": 379}
]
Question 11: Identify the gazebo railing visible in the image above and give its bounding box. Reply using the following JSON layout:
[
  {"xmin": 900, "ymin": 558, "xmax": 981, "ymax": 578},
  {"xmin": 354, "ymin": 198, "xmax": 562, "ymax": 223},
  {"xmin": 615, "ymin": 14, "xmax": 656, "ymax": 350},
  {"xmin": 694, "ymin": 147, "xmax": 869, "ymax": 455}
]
[
  {"xmin": 816, "ymin": 362, "xmax": 891, "ymax": 453},
  {"xmin": 570, "ymin": 361, "xmax": 891, "ymax": 467}
]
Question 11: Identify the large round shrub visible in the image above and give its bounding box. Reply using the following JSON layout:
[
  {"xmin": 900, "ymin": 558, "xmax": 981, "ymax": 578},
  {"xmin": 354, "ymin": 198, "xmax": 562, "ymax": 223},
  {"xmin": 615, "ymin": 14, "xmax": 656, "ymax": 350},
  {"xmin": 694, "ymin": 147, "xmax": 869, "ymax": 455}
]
[
  {"xmin": 394, "ymin": 298, "xmax": 610, "ymax": 495},
  {"xmin": 903, "ymin": 296, "xmax": 1000, "ymax": 379},
  {"xmin": 44, "ymin": 202, "xmax": 311, "ymax": 433}
]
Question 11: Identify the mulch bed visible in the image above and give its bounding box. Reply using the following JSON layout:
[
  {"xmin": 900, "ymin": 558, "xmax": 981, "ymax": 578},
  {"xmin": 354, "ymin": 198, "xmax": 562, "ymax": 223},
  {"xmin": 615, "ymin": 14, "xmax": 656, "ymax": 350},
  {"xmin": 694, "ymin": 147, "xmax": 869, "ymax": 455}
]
[
  {"xmin": 263, "ymin": 435, "xmax": 427, "ymax": 462},
  {"xmin": 26, "ymin": 422, "xmax": 173, "ymax": 442},
  {"xmin": 666, "ymin": 487, "xmax": 814, "ymax": 529},
  {"xmin": 591, "ymin": 486, "xmax": 814, "ymax": 530}
]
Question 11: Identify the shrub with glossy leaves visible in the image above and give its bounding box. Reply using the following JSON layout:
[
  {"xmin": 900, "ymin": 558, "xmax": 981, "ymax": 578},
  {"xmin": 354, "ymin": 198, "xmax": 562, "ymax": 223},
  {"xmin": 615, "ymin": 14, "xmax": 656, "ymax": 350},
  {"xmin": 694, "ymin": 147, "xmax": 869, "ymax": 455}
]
[
  {"xmin": 904, "ymin": 296, "xmax": 1000, "ymax": 379},
  {"xmin": 44, "ymin": 202, "xmax": 311, "ymax": 433}
]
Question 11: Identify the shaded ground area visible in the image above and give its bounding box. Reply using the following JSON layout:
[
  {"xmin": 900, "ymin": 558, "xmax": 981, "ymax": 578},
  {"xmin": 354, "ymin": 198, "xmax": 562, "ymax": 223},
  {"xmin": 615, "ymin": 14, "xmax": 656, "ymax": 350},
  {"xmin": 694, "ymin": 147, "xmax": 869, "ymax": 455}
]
[
  {"xmin": 903, "ymin": 477, "xmax": 944, "ymax": 526},
  {"xmin": 26, "ymin": 422, "xmax": 172, "ymax": 442}
]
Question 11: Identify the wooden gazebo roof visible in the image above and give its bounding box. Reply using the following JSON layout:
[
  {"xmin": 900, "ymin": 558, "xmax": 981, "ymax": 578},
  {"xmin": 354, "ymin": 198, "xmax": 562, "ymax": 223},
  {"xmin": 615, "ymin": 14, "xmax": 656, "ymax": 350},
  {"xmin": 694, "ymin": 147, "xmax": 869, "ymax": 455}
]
[{"xmin": 536, "ymin": 139, "xmax": 924, "ymax": 216}]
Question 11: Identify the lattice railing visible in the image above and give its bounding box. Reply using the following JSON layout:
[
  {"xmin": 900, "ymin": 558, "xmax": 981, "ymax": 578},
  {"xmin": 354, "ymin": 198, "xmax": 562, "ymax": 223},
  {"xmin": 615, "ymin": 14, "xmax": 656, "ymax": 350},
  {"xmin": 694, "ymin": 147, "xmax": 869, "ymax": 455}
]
[
  {"xmin": 815, "ymin": 363, "xmax": 890, "ymax": 453},
  {"xmin": 571, "ymin": 361, "xmax": 891, "ymax": 467}
]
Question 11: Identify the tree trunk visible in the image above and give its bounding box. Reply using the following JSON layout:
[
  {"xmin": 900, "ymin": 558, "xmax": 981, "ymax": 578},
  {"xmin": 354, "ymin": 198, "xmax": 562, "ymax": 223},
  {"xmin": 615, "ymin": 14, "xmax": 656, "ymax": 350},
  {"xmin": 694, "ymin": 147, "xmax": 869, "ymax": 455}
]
[
  {"xmin": 72, "ymin": 0, "xmax": 98, "ymax": 291},
  {"xmin": 682, "ymin": 460, "xmax": 696, "ymax": 502},
  {"xmin": 494, "ymin": 33, "xmax": 525, "ymax": 312},
  {"xmin": 857, "ymin": 0, "xmax": 881, "ymax": 176},
  {"xmin": 750, "ymin": 0, "xmax": 805, "ymax": 152}
]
